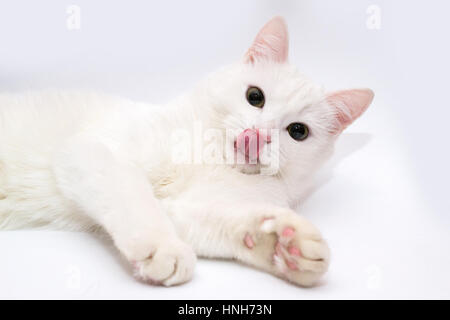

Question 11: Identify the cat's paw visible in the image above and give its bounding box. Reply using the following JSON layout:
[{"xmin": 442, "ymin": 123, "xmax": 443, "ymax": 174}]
[
  {"xmin": 131, "ymin": 240, "xmax": 197, "ymax": 286},
  {"xmin": 243, "ymin": 212, "xmax": 330, "ymax": 287}
]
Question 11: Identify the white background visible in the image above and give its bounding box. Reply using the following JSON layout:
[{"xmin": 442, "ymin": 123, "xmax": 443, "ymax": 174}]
[{"xmin": 0, "ymin": 0, "xmax": 449, "ymax": 299}]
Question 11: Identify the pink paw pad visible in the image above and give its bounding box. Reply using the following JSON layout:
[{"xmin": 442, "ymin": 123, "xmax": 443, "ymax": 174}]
[
  {"xmin": 282, "ymin": 227, "xmax": 295, "ymax": 237},
  {"xmin": 244, "ymin": 233, "xmax": 255, "ymax": 249},
  {"xmin": 286, "ymin": 259, "xmax": 298, "ymax": 271},
  {"xmin": 288, "ymin": 246, "xmax": 302, "ymax": 257}
]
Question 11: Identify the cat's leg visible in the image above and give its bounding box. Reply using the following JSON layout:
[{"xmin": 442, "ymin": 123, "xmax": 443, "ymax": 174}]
[
  {"xmin": 53, "ymin": 140, "xmax": 196, "ymax": 286},
  {"xmin": 166, "ymin": 198, "xmax": 329, "ymax": 287}
]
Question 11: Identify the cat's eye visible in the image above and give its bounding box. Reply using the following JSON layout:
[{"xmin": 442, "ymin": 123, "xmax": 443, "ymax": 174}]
[
  {"xmin": 246, "ymin": 86, "xmax": 265, "ymax": 108},
  {"xmin": 287, "ymin": 122, "xmax": 309, "ymax": 141}
]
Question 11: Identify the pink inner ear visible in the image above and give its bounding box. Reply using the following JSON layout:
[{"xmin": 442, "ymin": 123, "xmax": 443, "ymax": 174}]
[
  {"xmin": 245, "ymin": 16, "xmax": 289, "ymax": 64},
  {"xmin": 327, "ymin": 89, "xmax": 374, "ymax": 133}
]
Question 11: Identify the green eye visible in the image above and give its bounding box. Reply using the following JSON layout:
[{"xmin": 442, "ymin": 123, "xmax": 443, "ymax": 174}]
[
  {"xmin": 287, "ymin": 122, "xmax": 309, "ymax": 141},
  {"xmin": 246, "ymin": 86, "xmax": 265, "ymax": 108}
]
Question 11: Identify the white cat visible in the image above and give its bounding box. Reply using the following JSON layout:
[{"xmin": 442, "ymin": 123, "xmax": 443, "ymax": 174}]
[{"xmin": 0, "ymin": 17, "xmax": 373, "ymax": 287}]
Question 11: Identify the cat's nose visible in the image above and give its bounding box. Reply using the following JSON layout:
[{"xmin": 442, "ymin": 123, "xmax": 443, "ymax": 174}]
[{"xmin": 235, "ymin": 128, "xmax": 271, "ymax": 162}]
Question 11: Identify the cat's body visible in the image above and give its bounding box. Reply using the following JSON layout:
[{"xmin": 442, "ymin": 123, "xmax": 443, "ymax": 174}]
[{"xmin": 0, "ymin": 17, "xmax": 373, "ymax": 286}]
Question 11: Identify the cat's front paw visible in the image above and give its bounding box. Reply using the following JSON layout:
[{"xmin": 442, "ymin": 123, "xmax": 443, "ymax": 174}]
[
  {"xmin": 131, "ymin": 240, "xmax": 197, "ymax": 286},
  {"xmin": 243, "ymin": 211, "xmax": 330, "ymax": 287}
]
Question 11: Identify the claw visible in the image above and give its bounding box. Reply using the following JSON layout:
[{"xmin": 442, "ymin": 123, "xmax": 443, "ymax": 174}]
[{"xmin": 275, "ymin": 242, "xmax": 283, "ymax": 256}]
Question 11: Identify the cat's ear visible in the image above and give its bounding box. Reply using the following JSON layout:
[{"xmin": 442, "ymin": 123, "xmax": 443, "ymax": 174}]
[
  {"xmin": 326, "ymin": 88, "xmax": 374, "ymax": 133},
  {"xmin": 245, "ymin": 16, "xmax": 289, "ymax": 64}
]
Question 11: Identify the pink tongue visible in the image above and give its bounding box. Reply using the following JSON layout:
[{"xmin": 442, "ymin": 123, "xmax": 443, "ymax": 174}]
[{"xmin": 235, "ymin": 129, "xmax": 265, "ymax": 162}]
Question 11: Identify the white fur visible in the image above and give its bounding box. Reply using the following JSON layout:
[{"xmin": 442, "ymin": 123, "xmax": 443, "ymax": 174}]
[{"xmin": 0, "ymin": 18, "xmax": 371, "ymax": 287}]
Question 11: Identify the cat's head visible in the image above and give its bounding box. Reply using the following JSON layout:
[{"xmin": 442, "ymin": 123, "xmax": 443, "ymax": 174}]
[{"xmin": 195, "ymin": 17, "xmax": 373, "ymax": 178}]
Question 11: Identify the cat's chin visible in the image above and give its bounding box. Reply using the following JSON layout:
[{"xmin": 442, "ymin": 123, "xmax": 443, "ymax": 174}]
[
  {"xmin": 234, "ymin": 162, "xmax": 279, "ymax": 176},
  {"xmin": 236, "ymin": 163, "xmax": 261, "ymax": 175}
]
